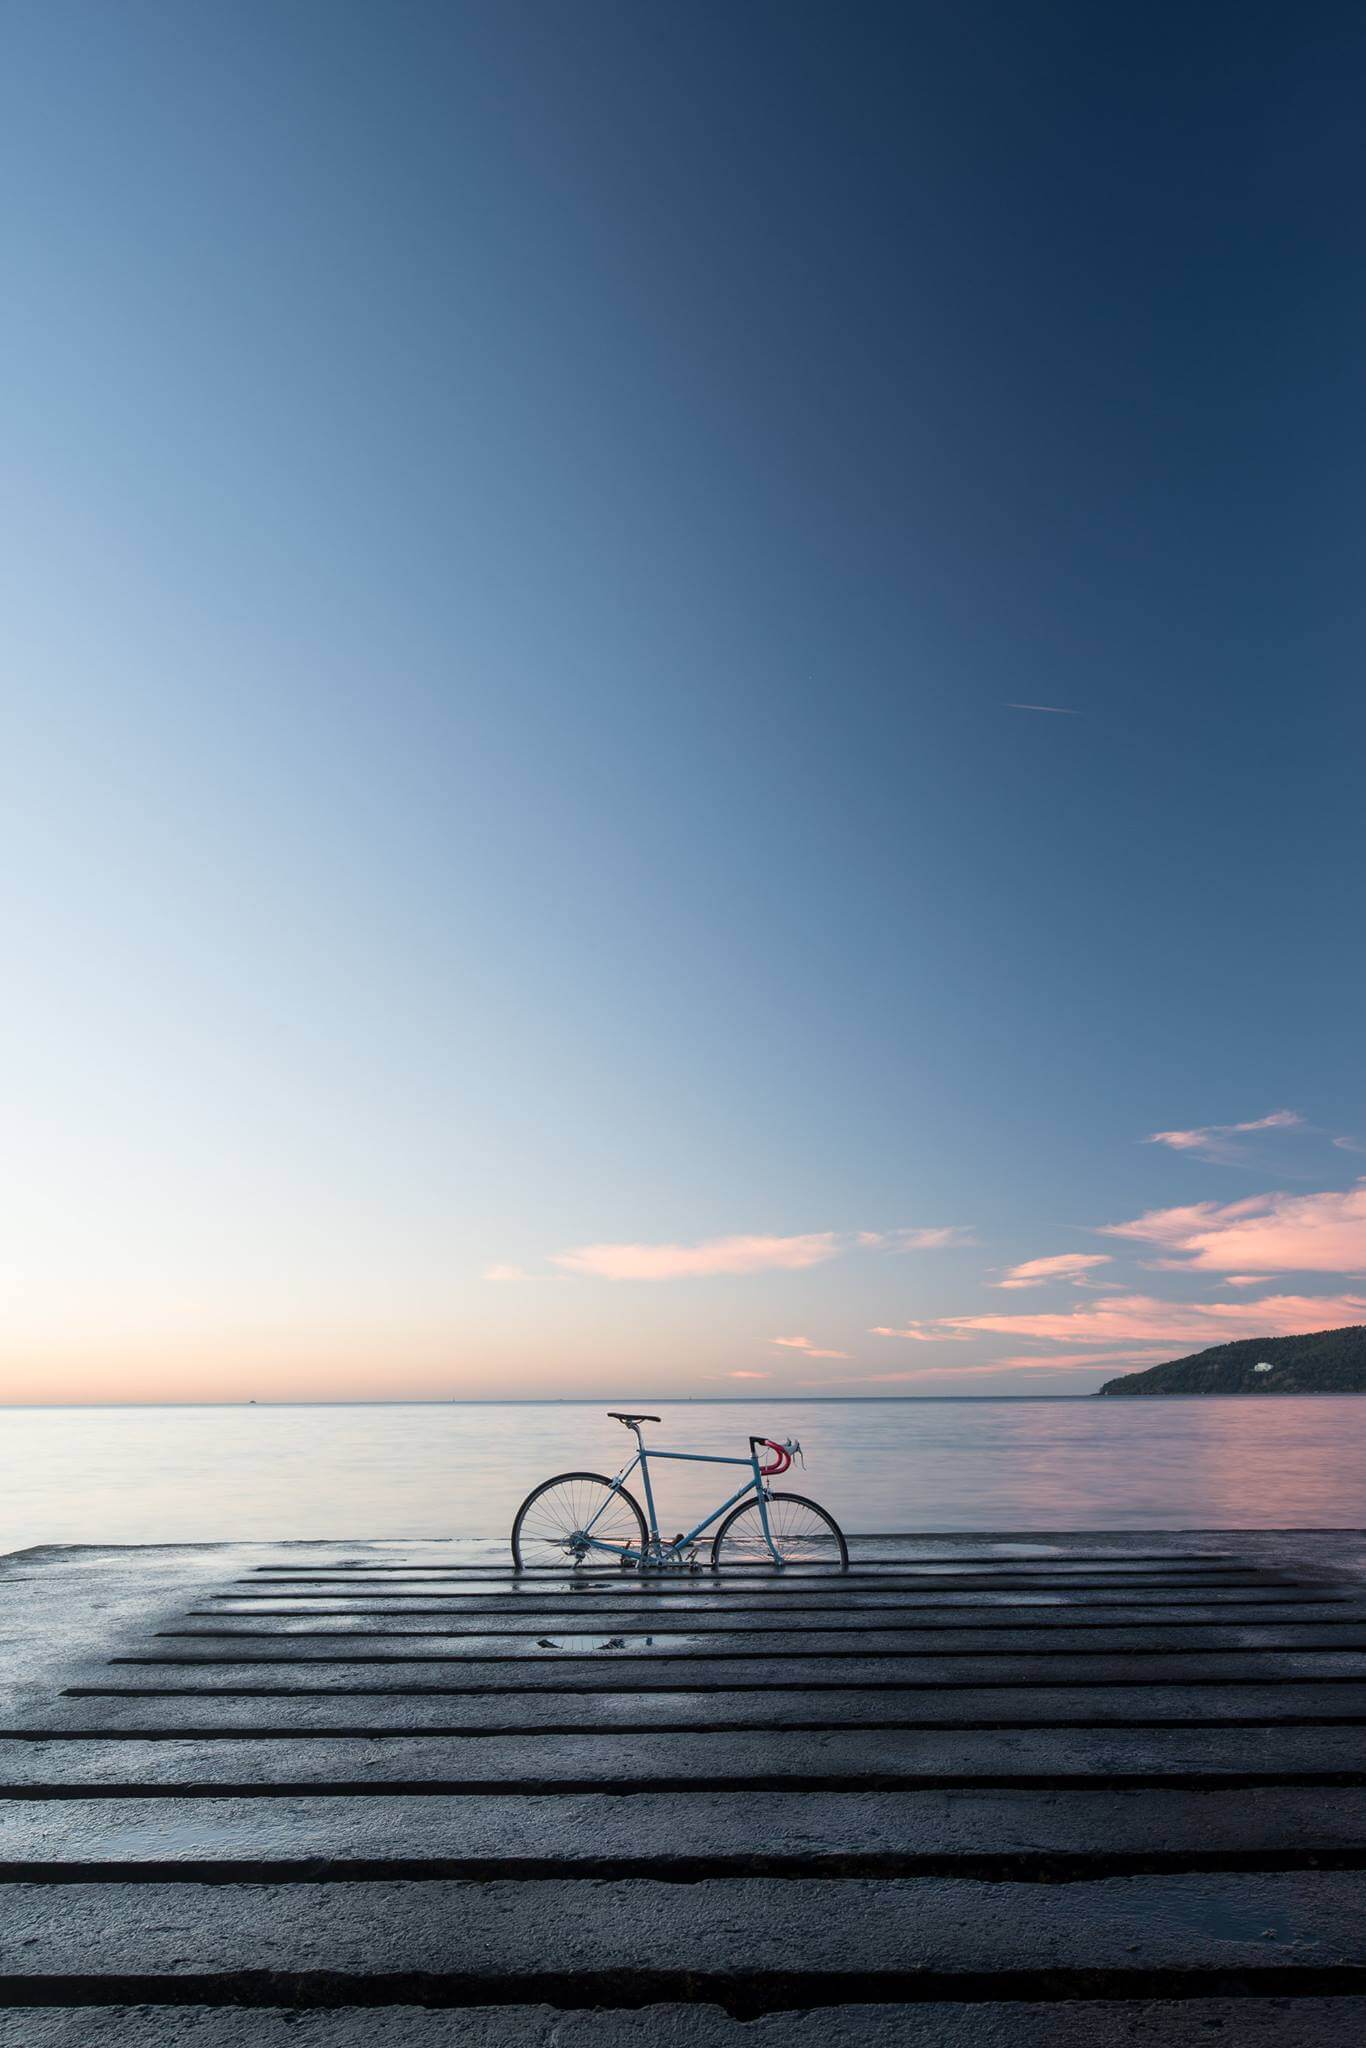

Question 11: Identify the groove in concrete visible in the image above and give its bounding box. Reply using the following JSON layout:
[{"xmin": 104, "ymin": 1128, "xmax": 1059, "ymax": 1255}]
[
  {"xmin": 204, "ymin": 1589, "xmax": 1362, "ymax": 1611},
  {"xmin": 3, "ymin": 1996, "xmax": 1366, "ymax": 2048},
  {"xmin": 130, "ymin": 1639, "xmax": 1366, "ymax": 1662},
  {"xmin": 9, "ymin": 1769, "xmax": 1366, "ymax": 1797},
  {"xmin": 217, "ymin": 1574, "xmax": 1344, "ymax": 1591},
  {"xmin": 4, "ymin": 1967, "xmax": 1366, "ymax": 2016},
  {"xmin": 83, "ymin": 1664, "xmax": 1366, "ymax": 1688},
  {"xmin": 8, "ymin": 1848, "xmax": 1366, "ymax": 1884},
  {"xmin": 162, "ymin": 1605, "xmax": 1366, "ymax": 1638},
  {"xmin": 231, "ymin": 1573, "xmax": 1312, "ymax": 1591},
  {"xmin": 247, "ymin": 1556, "xmax": 1243, "ymax": 1572}
]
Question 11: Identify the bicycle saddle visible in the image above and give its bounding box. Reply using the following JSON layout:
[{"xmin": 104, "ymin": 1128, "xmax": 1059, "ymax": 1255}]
[{"xmin": 608, "ymin": 1411, "xmax": 660, "ymax": 1425}]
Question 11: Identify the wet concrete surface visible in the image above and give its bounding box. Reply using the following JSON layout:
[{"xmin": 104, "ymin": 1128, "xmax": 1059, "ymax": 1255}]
[
  {"xmin": 2, "ymin": 1532, "xmax": 1364, "ymax": 2040},
  {"xmin": 2, "ymin": 1784, "xmax": 1365, "ymax": 1874},
  {"xmin": 5, "ymin": 1867, "xmax": 1366, "ymax": 1977},
  {"xmin": 2, "ymin": 1720, "xmax": 1364, "ymax": 1791}
]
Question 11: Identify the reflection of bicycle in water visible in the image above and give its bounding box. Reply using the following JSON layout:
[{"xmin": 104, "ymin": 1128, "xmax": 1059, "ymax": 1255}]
[{"xmin": 510, "ymin": 1411, "xmax": 848, "ymax": 1571}]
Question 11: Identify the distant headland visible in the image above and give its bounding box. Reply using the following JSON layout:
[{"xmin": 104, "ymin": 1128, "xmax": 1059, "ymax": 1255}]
[{"xmin": 1096, "ymin": 1324, "xmax": 1366, "ymax": 1396}]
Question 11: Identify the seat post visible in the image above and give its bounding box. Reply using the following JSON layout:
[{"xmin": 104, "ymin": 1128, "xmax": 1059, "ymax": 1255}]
[
  {"xmin": 605, "ymin": 1412, "xmax": 661, "ymax": 1552},
  {"xmin": 633, "ymin": 1421, "xmax": 660, "ymax": 1544}
]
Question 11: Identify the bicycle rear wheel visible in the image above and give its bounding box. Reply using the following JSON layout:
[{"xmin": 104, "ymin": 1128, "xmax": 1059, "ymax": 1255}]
[
  {"xmin": 710, "ymin": 1490, "xmax": 848, "ymax": 1569},
  {"xmin": 510, "ymin": 1471, "xmax": 647, "ymax": 1571}
]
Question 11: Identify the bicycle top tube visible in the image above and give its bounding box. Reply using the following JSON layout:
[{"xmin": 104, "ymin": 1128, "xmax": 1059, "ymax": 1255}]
[{"xmin": 606, "ymin": 1411, "xmax": 761, "ymax": 1467}]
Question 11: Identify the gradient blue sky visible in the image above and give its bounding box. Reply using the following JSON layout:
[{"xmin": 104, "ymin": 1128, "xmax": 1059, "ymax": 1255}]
[{"xmin": 2, "ymin": 1, "xmax": 1364, "ymax": 1400}]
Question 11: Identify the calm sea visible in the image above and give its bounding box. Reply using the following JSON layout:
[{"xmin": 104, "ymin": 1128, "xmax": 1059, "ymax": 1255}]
[{"xmin": 1, "ymin": 1398, "xmax": 1363, "ymax": 1554}]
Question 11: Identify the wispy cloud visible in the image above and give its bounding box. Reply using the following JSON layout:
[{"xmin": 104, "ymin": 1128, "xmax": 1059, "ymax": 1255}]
[
  {"xmin": 822, "ymin": 1364, "xmax": 1009, "ymax": 1384},
  {"xmin": 552, "ymin": 1232, "xmax": 841, "ymax": 1280},
  {"xmin": 859, "ymin": 1226, "xmax": 978, "ymax": 1252},
  {"xmin": 798, "ymin": 1343, "xmax": 1178, "ymax": 1389},
  {"xmin": 1007, "ymin": 703, "xmax": 1078, "ymax": 715},
  {"xmin": 483, "ymin": 1264, "xmax": 528, "ymax": 1282},
  {"xmin": 937, "ymin": 1291, "xmax": 1366, "ymax": 1347},
  {"xmin": 830, "ymin": 1355, "xmax": 1144, "ymax": 1385},
  {"xmin": 992, "ymin": 1347, "xmax": 1177, "ymax": 1370},
  {"xmin": 993, "ymin": 1252, "xmax": 1113, "ymax": 1291},
  {"xmin": 722, "ymin": 1370, "xmax": 770, "ymax": 1380},
  {"xmin": 770, "ymin": 1335, "xmax": 850, "ymax": 1360},
  {"xmin": 870, "ymin": 1323, "xmax": 973, "ymax": 1342},
  {"xmin": 1334, "ymin": 1136, "xmax": 1366, "ymax": 1155},
  {"xmin": 1143, "ymin": 1109, "xmax": 1302, "ymax": 1164},
  {"xmin": 1101, "ymin": 1185, "xmax": 1366, "ymax": 1275},
  {"xmin": 548, "ymin": 1223, "xmax": 975, "ymax": 1281},
  {"xmin": 1222, "ymin": 1274, "xmax": 1273, "ymax": 1287}
]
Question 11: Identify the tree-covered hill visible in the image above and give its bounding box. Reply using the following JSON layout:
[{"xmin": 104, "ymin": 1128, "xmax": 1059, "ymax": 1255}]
[{"xmin": 1095, "ymin": 1325, "xmax": 1366, "ymax": 1395}]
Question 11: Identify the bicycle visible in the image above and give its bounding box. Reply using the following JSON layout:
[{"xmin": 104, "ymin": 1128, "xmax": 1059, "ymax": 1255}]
[{"xmin": 510, "ymin": 1411, "xmax": 848, "ymax": 1571}]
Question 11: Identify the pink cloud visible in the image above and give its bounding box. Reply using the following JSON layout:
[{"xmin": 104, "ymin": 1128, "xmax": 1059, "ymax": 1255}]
[
  {"xmin": 817, "ymin": 1363, "xmax": 1007, "ymax": 1384},
  {"xmin": 1333, "ymin": 1136, "xmax": 1366, "ymax": 1155},
  {"xmin": 483, "ymin": 1264, "xmax": 528, "ymax": 1282},
  {"xmin": 770, "ymin": 1335, "xmax": 850, "ymax": 1360},
  {"xmin": 994, "ymin": 1252, "xmax": 1113, "ymax": 1290},
  {"xmin": 831, "ymin": 1357, "xmax": 1135, "ymax": 1385},
  {"xmin": 992, "ymin": 1347, "xmax": 1177, "ymax": 1370},
  {"xmin": 858, "ymin": 1226, "xmax": 978, "ymax": 1252},
  {"xmin": 552, "ymin": 1232, "xmax": 841, "ymax": 1280},
  {"xmin": 1143, "ymin": 1109, "xmax": 1302, "ymax": 1163},
  {"xmin": 1222, "ymin": 1274, "xmax": 1273, "ymax": 1287},
  {"xmin": 550, "ymin": 1223, "xmax": 978, "ymax": 1280},
  {"xmin": 870, "ymin": 1323, "xmax": 974, "ymax": 1342},
  {"xmin": 938, "ymin": 1291, "xmax": 1366, "ymax": 1347},
  {"xmin": 829, "ymin": 1366, "xmax": 1007, "ymax": 1384},
  {"xmin": 1102, "ymin": 1186, "xmax": 1366, "ymax": 1274},
  {"xmin": 808, "ymin": 1341, "xmax": 1225, "ymax": 1388},
  {"xmin": 723, "ymin": 1370, "xmax": 771, "ymax": 1380}
]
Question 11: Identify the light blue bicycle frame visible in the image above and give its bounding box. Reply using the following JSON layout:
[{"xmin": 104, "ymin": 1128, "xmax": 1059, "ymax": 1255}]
[{"xmin": 584, "ymin": 1428, "xmax": 780, "ymax": 1565}]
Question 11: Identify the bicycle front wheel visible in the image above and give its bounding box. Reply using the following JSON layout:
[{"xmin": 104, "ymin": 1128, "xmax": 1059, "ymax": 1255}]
[
  {"xmin": 711, "ymin": 1490, "xmax": 848, "ymax": 1569},
  {"xmin": 510, "ymin": 1471, "xmax": 647, "ymax": 1571}
]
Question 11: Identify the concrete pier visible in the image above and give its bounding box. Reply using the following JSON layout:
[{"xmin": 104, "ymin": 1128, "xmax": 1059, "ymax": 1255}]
[{"xmin": 2, "ymin": 1532, "xmax": 1365, "ymax": 2042}]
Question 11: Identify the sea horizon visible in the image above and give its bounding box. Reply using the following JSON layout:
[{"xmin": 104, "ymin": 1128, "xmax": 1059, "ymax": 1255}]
[
  {"xmin": 5, "ymin": 1395, "xmax": 1363, "ymax": 1553},
  {"xmin": 6, "ymin": 1389, "xmax": 1364, "ymax": 1408}
]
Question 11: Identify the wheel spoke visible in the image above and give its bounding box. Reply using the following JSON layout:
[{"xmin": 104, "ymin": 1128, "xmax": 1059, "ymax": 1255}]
[
  {"xmin": 713, "ymin": 1494, "xmax": 846, "ymax": 1569},
  {"xmin": 512, "ymin": 1474, "xmax": 646, "ymax": 1569}
]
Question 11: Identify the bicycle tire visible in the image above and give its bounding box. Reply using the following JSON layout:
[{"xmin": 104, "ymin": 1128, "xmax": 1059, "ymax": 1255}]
[
  {"xmin": 510, "ymin": 1471, "xmax": 648, "ymax": 1571},
  {"xmin": 710, "ymin": 1490, "xmax": 849, "ymax": 1569}
]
